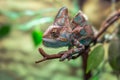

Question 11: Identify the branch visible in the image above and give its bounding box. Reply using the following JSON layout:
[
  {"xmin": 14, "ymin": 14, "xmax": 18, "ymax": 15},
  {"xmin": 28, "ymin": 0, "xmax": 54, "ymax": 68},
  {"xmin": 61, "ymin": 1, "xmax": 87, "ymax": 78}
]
[
  {"xmin": 94, "ymin": 9, "xmax": 120, "ymax": 41},
  {"xmin": 35, "ymin": 48, "xmax": 64, "ymax": 63},
  {"xmin": 82, "ymin": 51, "xmax": 91, "ymax": 80},
  {"xmin": 35, "ymin": 47, "xmax": 89, "ymax": 63},
  {"xmin": 35, "ymin": 9, "xmax": 120, "ymax": 63}
]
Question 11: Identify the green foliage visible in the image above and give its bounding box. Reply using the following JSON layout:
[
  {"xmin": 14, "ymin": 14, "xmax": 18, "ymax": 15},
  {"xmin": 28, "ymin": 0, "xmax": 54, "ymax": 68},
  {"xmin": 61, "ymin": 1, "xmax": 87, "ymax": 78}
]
[
  {"xmin": 70, "ymin": 0, "xmax": 79, "ymax": 16},
  {"xmin": 0, "ymin": 71, "xmax": 15, "ymax": 80},
  {"xmin": 0, "ymin": 24, "xmax": 11, "ymax": 38},
  {"xmin": 0, "ymin": 9, "xmax": 55, "ymax": 31},
  {"xmin": 73, "ymin": 0, "xmax": 79, "ymax": 12},
  {"xmin": 0, "ymin": 8, "xmax": 56, "ymax": 21},
  {"xmin": 23, "ymin": 8, "xmax": 57, "ymax": 16},
  {"xmin": 0, "ymin": 10, "xmax": 21, "ymax": 20},
  {"xmin": 86, "ymin": 44, "xmax": 105, "ymax": 73},
  {"xmin": 32, "ymin": 30, "xmax": 43, "ymax": 46},
  {"xmin": 90, "ymin": 75, "xmax": 99, "ymax": 80},
  {"xmin": 67, "ymin": 58, "xmax": 82, "ymax": 67},
  {"xmin": 108, "ymin": 37, "xmax": 120, "ymax": 72},
  {"xmin": 18, "ymin": 17, "xmax": 53, "ymax": 31}
]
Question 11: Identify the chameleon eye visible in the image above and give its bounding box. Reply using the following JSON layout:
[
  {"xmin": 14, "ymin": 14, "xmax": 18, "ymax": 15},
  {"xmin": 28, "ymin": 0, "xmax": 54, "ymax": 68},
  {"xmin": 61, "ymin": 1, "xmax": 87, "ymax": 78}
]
[{"xmin": 51, "ymin": 28, "xmax": 59, "ymax": 38}]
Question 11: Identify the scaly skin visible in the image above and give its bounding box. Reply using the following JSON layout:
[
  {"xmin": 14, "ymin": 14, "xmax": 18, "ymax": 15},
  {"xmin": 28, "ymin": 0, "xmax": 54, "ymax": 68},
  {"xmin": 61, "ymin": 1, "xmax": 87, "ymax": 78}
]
[
  {"xmin": 42, "ymin": 7, "xmax": 94, "ymax": 61},
  {"xmin": 43, "ymin": 7, "xmax": 72, "ymax": 48},
  {"xmin": 35, "ymin": 7, "xmax": 120, "ymax": 63}
]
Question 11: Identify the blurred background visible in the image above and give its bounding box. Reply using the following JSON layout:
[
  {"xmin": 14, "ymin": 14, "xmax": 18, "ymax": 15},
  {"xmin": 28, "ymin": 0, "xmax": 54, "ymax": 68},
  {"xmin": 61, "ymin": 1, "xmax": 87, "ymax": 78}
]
[{"xmin": 0, "ymin": 0, "xmax": 120, "ymax": 80}]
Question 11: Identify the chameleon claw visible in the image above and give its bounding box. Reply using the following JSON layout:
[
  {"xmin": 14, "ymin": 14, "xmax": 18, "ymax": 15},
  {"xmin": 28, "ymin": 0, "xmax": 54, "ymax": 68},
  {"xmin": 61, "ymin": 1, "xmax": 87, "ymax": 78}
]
[
  {"xmin": 59, "ymin": 53, "xmax": 68, "ymax": 61},
  {"xmin": 67, "ymin": 56, "xmax": 72, "ymax": 61}
]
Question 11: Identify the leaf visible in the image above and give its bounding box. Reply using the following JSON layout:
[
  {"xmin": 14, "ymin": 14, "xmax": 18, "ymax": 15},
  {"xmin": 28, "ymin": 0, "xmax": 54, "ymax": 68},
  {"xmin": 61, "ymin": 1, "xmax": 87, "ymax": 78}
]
[
  {"xmin": 86, "ymin": 44, "xmax": 104, "ymax": 73},
  {"xmin": 1, "ymin": 10, "xmax": 21, "ymax": 20},
  {"xmin": 23, "ymin": 8, "xmax": 57, "ymax": 16},
  {"xmin": 90, "ymin": 76, "xmax": 99, "ymax": 80},
  {"xmin": 108, "ymin": 37, "xmax": 120, "ymax": 71},
  {"xmin": 18, "ymin": 17, "xmax": 53, "ymax": 31},
  {"xmin": 73, "ymin": 0, "xmax": 79, "ymax": 13},
  {"xmin": 32, "ymin": 30, "xmax": 43, "ymax": 46},
  {"xmin": 0, "ymin": 24, "xmax": 11, "ymax": 38}
]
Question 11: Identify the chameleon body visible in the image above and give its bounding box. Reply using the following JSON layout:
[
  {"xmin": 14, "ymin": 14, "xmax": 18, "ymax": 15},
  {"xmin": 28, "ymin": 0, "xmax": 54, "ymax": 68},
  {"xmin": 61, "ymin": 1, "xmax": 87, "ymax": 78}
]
[
  {"xmin": 35, "ymin": 7, "xmax": 120, "ymax": 63},
  {"xmin": 42, "ymin": 7, "xmax": 94, "ymax": 61}
]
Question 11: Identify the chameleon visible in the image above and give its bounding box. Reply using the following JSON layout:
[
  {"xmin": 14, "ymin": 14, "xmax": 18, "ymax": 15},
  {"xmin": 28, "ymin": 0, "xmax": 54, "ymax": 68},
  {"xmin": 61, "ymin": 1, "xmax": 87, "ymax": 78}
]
[
  {"xmin": 42, "ymin": 7, "xmax": 94, "ymax": 61},
  {"xmin": 38, "ymin": 7, "xmax": 120, "ymax": 62}
]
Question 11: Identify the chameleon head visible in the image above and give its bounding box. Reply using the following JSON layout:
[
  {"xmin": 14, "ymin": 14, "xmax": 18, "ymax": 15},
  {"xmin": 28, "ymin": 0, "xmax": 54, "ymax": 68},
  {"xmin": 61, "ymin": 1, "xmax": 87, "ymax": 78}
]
[{"xmin": 42, "ymin": 7, "xmax": 72, "ymax": 48}]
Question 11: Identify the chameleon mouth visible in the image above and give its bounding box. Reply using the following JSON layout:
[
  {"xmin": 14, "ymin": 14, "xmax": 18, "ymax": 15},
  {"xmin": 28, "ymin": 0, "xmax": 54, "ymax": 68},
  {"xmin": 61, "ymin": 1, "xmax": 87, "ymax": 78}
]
[{"xmin": 43, "ymin": 38, "xmax": 69, "ymax": 48}]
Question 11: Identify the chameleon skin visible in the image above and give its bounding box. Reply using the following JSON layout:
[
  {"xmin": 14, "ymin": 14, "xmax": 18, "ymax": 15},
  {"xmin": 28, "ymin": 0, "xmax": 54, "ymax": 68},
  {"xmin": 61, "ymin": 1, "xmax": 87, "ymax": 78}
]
[
  {"xmin": 43, "ymin": 38, "xmax": 70, "ymax": 48},
  {"xmin": 43, "ymin": 7, "xmax": 93, "ymax": 47},
  {"xmin": 42, "ymin": 25, "xmax": 72, "ymax": 48},
  {"xmin": 42, "ymin": 7, "xmax": 94, "ymax": 61},
  {"xmin": 79, "ymin": 26, "xmax": 94, "ymax": 46},
  {"xmin": 71, "ymin": 11, "xmax": 94, "ymax": 46},
  {"xmin": 43, "ymin": 7, "xmax": 72, "ymax": 48}
]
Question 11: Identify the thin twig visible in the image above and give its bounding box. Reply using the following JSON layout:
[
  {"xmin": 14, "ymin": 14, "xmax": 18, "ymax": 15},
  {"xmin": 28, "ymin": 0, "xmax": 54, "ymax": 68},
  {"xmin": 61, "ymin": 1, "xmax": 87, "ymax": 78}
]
[
  {"xmin": 35, "ymin": 48, "xmax": 63, "ymax": 63},
  {"xmin": 94, "ymin": 9, "xmax": 120, "ymax": 41}
]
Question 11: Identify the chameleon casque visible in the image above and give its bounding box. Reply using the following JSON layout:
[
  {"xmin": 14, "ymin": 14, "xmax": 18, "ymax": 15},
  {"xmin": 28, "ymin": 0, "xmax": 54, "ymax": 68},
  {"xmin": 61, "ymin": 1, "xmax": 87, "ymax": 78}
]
[{"xmin": 36, "ymin": 7, "xmax": 120, "ymax": 63}]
